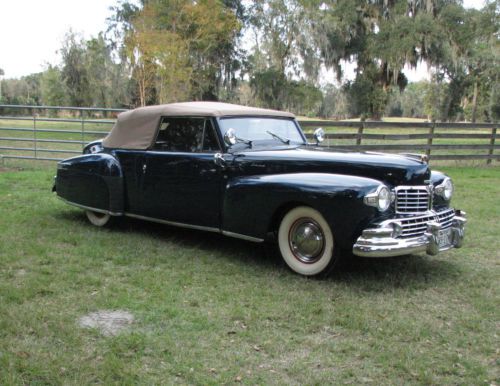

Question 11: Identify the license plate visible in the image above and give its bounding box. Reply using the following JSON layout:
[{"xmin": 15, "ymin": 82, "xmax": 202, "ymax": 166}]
[{"xmin": 437, "ymin": 228, "xmax": 452, "ymax": 248}]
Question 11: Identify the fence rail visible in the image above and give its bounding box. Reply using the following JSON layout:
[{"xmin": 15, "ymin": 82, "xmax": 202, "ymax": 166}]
[
  {"xmin": 0, "ymin": 104, "xmax": 497, "ymax": 164},
  {"xmin": 300, "ymin": 120, "xmax": 498, "ymax": 163}
]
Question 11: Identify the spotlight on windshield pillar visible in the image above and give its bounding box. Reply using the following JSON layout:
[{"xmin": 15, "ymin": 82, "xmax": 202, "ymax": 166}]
[{"xmin": 313, "ymin": 128, "xmax": 325, "ymax": 146}]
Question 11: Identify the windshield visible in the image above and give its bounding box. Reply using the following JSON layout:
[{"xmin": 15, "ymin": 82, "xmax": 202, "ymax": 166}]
[{"xmin": 219, "ymin": 117, "xmax": 305, "ymax": 144}]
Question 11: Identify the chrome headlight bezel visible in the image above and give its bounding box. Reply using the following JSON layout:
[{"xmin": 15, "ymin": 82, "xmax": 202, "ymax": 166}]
[
  {"xmin": 364, "ymin": 185, "xmax": 392, "ymax": 212},
  {"xmin": 435, "ymin": 177, "xmax": 454, "ymax": 201}
]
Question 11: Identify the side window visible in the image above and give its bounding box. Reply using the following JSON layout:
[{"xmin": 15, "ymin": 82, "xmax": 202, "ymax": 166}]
[{"xmin": 153, "ymin": 117, "xmax": 220, "ymax": 152}]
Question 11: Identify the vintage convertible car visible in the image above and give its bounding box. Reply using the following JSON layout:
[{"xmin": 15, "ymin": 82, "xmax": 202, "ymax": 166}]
[{"xmin": 53, "ymin": 102, "xmax": 466, "ymax": 276}]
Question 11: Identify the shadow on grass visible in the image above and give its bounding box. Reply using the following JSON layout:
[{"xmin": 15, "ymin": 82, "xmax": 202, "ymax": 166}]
[
  {"xmin": 56, "ymin": 210, "xmax": 463, "ymax": 290},
  {"xmin": 329, "ymin": 255, "xmax": 462, "ymax": 291}
]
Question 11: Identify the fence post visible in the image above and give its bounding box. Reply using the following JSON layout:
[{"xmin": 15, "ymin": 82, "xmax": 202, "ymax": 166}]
[
  {"xmin": 80, "ymin": 109, "xmax": 85, "ymax": 150},
  {"xmin": 426, "ymin": 120, "xmax": 435, "ymax": 159},
  {"xmin": 33, "ymin": 112, "xmax": 37, "ymax": 159},
  {"xmin": 356, "ymin": 122, "xmax": 364, "ymax": 150},
  {"xmin": 487, "ymin": 125, "xmax": 497, "ymax": 165}
]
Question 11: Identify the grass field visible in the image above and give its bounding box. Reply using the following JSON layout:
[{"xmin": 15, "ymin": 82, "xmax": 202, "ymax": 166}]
[{"xmin": 0, "ymin": 163, "xmax": 499, "ymax": 384}]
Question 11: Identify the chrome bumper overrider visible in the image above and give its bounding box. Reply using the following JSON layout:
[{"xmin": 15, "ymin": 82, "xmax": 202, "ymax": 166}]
[{"xmin": 353, "ymin": 210, "xmax": 467, "ymax": 258}]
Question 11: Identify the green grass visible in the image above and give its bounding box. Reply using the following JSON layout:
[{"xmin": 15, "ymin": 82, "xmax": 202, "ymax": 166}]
[{"xmin": 0, "ymin": 163, "xmax": 499, "ymax": 384}]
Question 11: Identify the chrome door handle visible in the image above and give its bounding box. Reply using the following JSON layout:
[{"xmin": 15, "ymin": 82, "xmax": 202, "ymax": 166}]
[{"xmin": 213, "ymin": 153, "xmax": 226, "ymax": 168}]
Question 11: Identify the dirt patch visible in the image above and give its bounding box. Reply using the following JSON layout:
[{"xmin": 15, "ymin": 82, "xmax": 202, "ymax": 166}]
[
  {"xmin": 78, "ymin": 310, "xmax": 134, "ymax": 336},
  {"xmin": 0, "ymin": 166, "xmax": 23, "ymax": 173}
]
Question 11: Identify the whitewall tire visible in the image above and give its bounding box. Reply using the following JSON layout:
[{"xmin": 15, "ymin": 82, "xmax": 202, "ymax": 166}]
[
  {"xmin": 278, "ymin": 206, "xmax": 337, "ymax": 276},
  {"xmin": 85, "ymin": 210, "xmax": 112, "ymax": 227}
]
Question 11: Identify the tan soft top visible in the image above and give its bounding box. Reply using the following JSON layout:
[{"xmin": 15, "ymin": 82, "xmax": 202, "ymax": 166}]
[{"xmin": 102, "ymin": 101, "xmax": 295, "ymax": 150}]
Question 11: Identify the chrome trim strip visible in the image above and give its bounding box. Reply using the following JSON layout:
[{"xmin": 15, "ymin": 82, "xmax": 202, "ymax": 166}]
[
  {"xmin": 57, "ymin": 197, "xmax": 265, "ymax": 243},
  {"xmin": 363, "ymin": 185, "xmax": 392, "ymax": 211},
  {"xmin": 222, "ymin": 231, "xmax": 264, "ymax": 243},
  {"xmin": 125, "ymin": 214, "xmax": 264, "ymax": 242},
  {"xmin": 382, "ymin": 208, "xmax": 452, "ymax": 223},
  {"xmin": 394, "ymin": 185, "xmax": 431, "ymax": 214},
  {"xmin": 124, "ymin": 212, "xmax": 220, "ymax": 233},
  {"xmin": 57, "ymin": 196, "xmax": 123, "ymax": 216},
  {"xmin": 352, "ymin": 208, "xmax": 466, "ymax": 258}
]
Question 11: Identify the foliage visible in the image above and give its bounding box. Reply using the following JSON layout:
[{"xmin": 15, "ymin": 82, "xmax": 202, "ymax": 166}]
[
  {"xmin": 386, "ymin": 82, "xmax": 431, "ymax": 119},
  {"xmin": 0, "ymin": 73, "xmax": 42, "ymax": 106},
  {"xmin": 249, "ymin": 68, "xmax": 323, "ymax": 115},
  {"xmin": 60, "ymin": 32, "xmax": 91, "ymax": 107},
  {"xmin": 86, "ymin": 34, "xmax": 130, "ymax": 108},
  {"xmin": 40, "ymin": 66, "xmax": 68, "ymax": 108},
  {"xmin": 116, "ymin": 0, "xmax": 242, "ymax": 105},
  {"xmin": 60, "ymin": 32, "xmax": 131, "ymax": 108},
  {"xmin": 301, "ymin": 0, "xmax": 469, "ymax": 119},
  {"xmin": 428, "ymin": 2, "xmax": 499, "ymax": 122},
  {"xmin": 319, "ymin": 84, "xmax": 349, "ymax": 119},
  {"xmin": 0, "ymin": 0, "xmax": 498, "ymax": 121}
]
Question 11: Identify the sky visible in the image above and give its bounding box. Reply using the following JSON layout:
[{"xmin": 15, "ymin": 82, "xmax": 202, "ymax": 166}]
[
  {"xmin": 0, "ymin": 0, "xmax": 487, "ymax": 81},
  {"xmin": 0, "ymin": 0, "xmax": 118, "ymax": 78}
]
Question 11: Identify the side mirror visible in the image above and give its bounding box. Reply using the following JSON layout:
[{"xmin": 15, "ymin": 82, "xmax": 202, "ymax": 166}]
[
  {"xmin": 224, "ymin": 128, "xmax": 237, "ymax": 146},
  {"xmin": 313, "ymin": 128, "xmax": 325, "ymax": 145}
]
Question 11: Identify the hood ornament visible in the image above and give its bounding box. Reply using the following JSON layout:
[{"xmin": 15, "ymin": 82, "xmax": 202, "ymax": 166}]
[{"xmin": 400, "ymin": 153, "xmax": 429, "ymax": 164}]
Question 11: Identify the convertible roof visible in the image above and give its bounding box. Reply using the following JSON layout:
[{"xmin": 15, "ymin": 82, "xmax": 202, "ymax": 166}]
[{"xmin": 102, "ymin": 101, "xmax": 295, "ymax": 150}]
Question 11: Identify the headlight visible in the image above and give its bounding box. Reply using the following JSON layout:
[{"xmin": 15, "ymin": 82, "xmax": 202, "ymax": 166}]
[
  {"xmin": 364, "ymin": 185, "xmax": 392, "ymax": 212},
  {"xmin": 435, "ymin": 177, "xmax": 453, "ymax": 200}
]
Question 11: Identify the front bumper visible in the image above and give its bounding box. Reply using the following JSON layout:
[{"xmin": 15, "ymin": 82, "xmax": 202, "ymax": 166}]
[{"xmin": 353, "ymin": 209, "xmax": 467, "ymax": 258}]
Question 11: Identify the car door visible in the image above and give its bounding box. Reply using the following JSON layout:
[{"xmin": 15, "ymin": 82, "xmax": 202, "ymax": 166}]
[
  {"xmin": 139, "ymin": 116, "xmax": 224, "ymax": 229},
  {"xmin": 114, "ymin": 150, "xmax": 147, "ymax": 215}
]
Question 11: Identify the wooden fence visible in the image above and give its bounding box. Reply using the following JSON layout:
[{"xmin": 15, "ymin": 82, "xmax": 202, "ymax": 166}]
[
  {"xmin": 0, "ymin": 105, "xmax": 497, "ymax": 164},
  {"xmin": 301, "ymin": 120, "xmax": 498, "ymax": 164}
]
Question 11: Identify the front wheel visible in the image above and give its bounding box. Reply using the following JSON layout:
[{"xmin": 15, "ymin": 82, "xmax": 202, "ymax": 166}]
[
  {"xmin": 85, "ymin": 210, "xmax": 112, "ymax": 227},
  {"xmin": 278, "ymin": 206, "xmax": 338, "ymax": 276}
]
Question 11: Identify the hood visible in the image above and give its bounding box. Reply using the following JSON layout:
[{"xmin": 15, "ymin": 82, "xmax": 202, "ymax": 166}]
[{"xmin": 234, "ymin": 147, "xmax": 430, "ymax": 187}]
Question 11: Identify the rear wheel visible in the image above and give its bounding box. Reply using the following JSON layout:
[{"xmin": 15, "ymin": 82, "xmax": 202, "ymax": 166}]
[
  {"xmin": 278, "ymin": 206, "xmax": 338, "ymax": 276},
  {"xmin": 85, "ymin": 210, "xmax": 112, "ymax": 227}
]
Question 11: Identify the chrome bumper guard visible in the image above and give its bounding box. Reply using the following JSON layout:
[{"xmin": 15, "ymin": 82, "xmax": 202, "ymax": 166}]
[{"xmin": 353, "ymin": 209, "xmax": 467, "ymax": 258}]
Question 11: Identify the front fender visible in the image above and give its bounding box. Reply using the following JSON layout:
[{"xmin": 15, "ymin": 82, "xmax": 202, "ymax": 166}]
[
  {"xmin": 222, "ymin": 173, "xmax": 382, "ymax": 249},
  {"xmin": 430, "ymin": 170, "xmax": 450, "ymax": 208},
  {"xmin": 55, "ymin": 153, "xmax": 124, "ymax": 214}
]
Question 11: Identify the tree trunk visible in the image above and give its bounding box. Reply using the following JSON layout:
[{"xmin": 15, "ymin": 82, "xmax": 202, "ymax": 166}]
[
  {"xmin": 442, "ymin": 94, "xmax": 453, "ymax": 122},
  {"xmin": 471, "ymin": 81, "xmax": 478, "ymax": 123}
]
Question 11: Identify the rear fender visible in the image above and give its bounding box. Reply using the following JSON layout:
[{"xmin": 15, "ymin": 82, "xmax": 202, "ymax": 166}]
[
  {"xmin": 55, "ymin": 153, "xmax": 124, "ymax": 214},
  {"xmin": 222, "ymin": 173, "xmax": 382, "ymax": 249}
]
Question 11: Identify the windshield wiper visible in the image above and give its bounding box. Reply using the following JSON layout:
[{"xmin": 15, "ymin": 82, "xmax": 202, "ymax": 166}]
[
  {"xmin": 266, "ymin": 130, "xmax": 290, "ymax": 145},
  {"xmin": 236, "ymin": 136, "xmax": 252, "ymax": 148}
]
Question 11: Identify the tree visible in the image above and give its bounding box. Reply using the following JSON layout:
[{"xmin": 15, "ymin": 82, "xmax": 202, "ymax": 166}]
[
  {"xmin": 246, "ymin": 0, "xmax": 322, "ymax": 112},
  {"xmin": 124, "ymin": 3, "xmax": 192, "ymax": 105},
  {"xmin": 385, "ymin": 82, "xmax": 428, "ymax": 118},
  {"xmin": 302, "ymin": 0, "xmax": 467, "ymax": 119},
  {"xmin": 41, "ymin": 65, "xmax": 68, "ymax": 106},
  {"xmin": 111, "ymin": 0, "xmax": 243, "ymax": 105},
  {"xmin": 320, "ymin": 84, "xmax": 349, "ymax": 119},
  {"xmin": 60, "ymin": 32, "xmax": 91, "ymax": 106},
  {"xmin": 0, "ymin": 68, "xmax": 4, "ymax": 102},
  {"xmin": 0, "ymin": 73, "xmax": 42, "ymax": 106},
  {"xmin": 422, "ymin": 1, "xmax": 499, "ymax": 122},
  {"xmin": 85, "ymin": 34, "xmax": 131, "ymax": 108}
]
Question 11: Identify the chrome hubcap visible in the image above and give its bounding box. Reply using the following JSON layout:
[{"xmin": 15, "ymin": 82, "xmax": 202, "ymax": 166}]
[{"xmin": 289, "ymin": 218, "xmax": 325, "ymax": 264}]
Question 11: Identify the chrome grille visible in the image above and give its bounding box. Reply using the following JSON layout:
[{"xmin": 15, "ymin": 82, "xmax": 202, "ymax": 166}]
[
  {"xmin": 395, "ymin": 186, "xmax": 431, "ymax": 213},
  {"xmin": 399, "ymin": 208, "xmax": 455, "ymax": 238}
]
